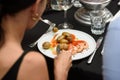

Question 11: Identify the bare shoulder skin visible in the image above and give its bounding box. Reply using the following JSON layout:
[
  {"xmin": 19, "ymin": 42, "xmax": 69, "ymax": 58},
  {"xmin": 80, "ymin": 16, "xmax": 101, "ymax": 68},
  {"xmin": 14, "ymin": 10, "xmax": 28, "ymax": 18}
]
[{"xmin": 17, "ymin": 51, "xmax": 49, "ymax": 80}]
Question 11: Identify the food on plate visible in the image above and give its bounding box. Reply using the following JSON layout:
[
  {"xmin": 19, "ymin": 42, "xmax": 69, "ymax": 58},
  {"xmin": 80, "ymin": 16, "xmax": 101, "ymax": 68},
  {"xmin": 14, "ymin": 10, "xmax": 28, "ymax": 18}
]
[
  {"xmin": 59, "ymin": 43, "xmax": 69, "ymax": 50},
  {"xmin": 59, "ymin": 38, "xmax": 69, "ymax": 44},
  {"xmin": 57, "ymin": 35, "xmax": 65, "ymax": 42},
  {"xmin": 68, "ymin": 40, "xmax": 88, "ymax": 54},
  {"xmin": 52, "ymin": 27, "xmax": 58, "ymax": 32},
  {"xmin": 66, "ymin": 36, "xmax": 73, "ymax": 43},
  {"xmin": 42, "ymin": 31, "xmax": 89, "ymax": 55},
  {"xmin": 62, "ymin": 32, "xmax": 71, "ymax": 37},
  {"xmin": 50, "ymin": 32, "xmax": 89, "ymax": 54},
  {"xmin": 42, "ymin": 41, "xmax": 51, "ymax": 49},
  {"xmin": 56, "ymin": 32, "xmax": 73, "ymax": 44}
]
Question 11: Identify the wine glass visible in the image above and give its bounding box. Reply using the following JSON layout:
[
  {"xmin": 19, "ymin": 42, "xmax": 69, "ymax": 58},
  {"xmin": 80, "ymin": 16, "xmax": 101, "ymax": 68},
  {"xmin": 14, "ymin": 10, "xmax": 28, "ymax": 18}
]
[{"xmin": 57, "ymin": 0, "xmax": 73, "ymax": 29}]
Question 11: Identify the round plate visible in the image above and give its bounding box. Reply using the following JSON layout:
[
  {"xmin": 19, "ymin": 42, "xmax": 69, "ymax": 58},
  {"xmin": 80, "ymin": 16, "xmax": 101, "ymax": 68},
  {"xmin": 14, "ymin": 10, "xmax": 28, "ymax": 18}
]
[{"xmin": 37, "ymin": 29, "xmax": 96, "ymax": 60}]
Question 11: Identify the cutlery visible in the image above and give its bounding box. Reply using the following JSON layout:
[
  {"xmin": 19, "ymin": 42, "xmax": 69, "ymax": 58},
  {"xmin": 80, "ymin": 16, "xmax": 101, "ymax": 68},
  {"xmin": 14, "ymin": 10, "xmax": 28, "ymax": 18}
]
[
  {"xmin": 29, "ymin": 38, "xmax": 40, "ymax": 47},
  {"xmin": 39, "ymin": 18, "xmax": 56, "ymax": 26},
  {"xmin": 87, "ymin": 37, "xmax": 103, "ymax": 64},
  {"xmin": 40, "ymin": 18, "xmax": 56, "ymax": 32},
  {"xmin": 29, "ymin": 18, "xmax": 56, "ymax": 48},
  {"xmin": 56, "ymin": 44, "xmax": 61, "ymax": 54}
]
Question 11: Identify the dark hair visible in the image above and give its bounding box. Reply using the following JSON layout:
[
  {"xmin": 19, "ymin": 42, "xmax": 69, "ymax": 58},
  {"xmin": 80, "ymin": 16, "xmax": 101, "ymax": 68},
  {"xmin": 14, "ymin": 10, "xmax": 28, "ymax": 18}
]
[{"xmin": 0, "ymin": 0, "xmax": 36, "ymax": 47}]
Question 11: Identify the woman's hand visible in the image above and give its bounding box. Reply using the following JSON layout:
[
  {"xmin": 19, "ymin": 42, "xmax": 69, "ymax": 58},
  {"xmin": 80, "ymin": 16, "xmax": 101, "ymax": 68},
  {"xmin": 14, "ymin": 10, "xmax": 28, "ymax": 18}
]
[{"xmin": 54, "ymin": 50, "xmax": 72, "ymax": 80}]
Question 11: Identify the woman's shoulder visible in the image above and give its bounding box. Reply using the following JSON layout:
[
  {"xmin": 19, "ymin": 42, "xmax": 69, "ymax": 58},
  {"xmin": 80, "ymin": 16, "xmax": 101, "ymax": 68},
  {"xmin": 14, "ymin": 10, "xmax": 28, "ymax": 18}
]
[
  {"xmin": 17, "ymin": 51, "xmax": 48, "ymax": 80},
  {"xmin": 23, "ymin": 51, "xmax": 46, "ymax": 66}
]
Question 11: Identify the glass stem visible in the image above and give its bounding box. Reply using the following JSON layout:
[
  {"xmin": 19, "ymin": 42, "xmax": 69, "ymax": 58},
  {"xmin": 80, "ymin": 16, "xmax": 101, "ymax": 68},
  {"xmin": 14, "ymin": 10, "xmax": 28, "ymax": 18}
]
[{"xmin": 64, "ymin": 10, "xmax": 67, "ymax": 23}]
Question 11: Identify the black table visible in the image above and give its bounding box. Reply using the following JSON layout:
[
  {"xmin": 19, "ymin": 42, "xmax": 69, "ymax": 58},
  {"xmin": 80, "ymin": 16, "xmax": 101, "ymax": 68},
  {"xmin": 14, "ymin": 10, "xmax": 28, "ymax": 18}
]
[{"xmin": 22, "ymin": 0, "xmax": 120, "ymax": 80}]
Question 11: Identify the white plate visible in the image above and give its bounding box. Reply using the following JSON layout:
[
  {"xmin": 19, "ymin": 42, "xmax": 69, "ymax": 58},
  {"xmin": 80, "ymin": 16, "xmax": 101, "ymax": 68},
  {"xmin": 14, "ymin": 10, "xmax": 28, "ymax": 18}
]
[{"xmin": 37, "ymin": 29, "xmax": 96, "ymax": 60}]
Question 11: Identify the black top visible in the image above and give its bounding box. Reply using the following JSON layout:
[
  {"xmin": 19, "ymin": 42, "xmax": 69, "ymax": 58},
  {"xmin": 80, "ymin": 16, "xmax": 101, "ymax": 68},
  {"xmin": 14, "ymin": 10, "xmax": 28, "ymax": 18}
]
[{"xmin": 2, "ymin": 50, "xmax": 30, "ymax": 80}]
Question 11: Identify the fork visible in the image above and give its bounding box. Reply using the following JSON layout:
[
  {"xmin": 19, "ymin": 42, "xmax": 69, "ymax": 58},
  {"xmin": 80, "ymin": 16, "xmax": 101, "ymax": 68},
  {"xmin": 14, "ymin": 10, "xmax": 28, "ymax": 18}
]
[
  {"xmin": 29, "ymin": 18, "xmax": 56, "ymax": 48},
  {"xmin": 39, "ymin": 18, "xmax": 56, "ymax": 31},
  {"xmin": 40, "ymin": 18, "xmax": 56, "ymax": 27},
  {"xmin": 40, "ymin": 18, "xmax": 56, "ymax": 32},
  {"xmin": 56, "ymin": 44, "xmax": 61, "ymax": 54}
]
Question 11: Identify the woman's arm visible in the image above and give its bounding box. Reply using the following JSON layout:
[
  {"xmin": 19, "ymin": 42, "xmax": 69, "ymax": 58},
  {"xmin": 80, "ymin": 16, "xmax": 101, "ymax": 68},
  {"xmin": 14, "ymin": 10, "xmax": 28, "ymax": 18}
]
[{"xmin": 54, "ymin": 50, "xmax": 72, "ymax": 80}]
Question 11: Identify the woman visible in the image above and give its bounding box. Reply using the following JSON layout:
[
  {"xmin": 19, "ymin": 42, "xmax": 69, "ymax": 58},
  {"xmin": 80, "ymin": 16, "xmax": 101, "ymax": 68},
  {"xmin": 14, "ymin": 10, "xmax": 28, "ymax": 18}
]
[{"xmin": 0, "ymin": 0, "xmax": 72, "ymax": 80}]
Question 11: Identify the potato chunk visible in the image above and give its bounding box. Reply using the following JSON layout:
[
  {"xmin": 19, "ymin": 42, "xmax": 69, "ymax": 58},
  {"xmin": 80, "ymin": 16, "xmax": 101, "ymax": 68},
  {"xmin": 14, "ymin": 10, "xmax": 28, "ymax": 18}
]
[
  {"xmin": 59, "ymin": 43, "xmax": 69, "ymax": 50},
  {"xmin": 52, "ymin": 27, "xmax": 58, "ymax": 32},
  {"xmin": 42, "ymin": 42, "xmax": 51, "ymax": 49}
]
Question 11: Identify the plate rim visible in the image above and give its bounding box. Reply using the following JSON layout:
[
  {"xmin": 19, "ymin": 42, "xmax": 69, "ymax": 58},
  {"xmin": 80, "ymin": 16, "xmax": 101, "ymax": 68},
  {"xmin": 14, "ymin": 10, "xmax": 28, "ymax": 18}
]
[{"xmin": 37, "ymin": 29, "xmax": 96, "ymax": 60}]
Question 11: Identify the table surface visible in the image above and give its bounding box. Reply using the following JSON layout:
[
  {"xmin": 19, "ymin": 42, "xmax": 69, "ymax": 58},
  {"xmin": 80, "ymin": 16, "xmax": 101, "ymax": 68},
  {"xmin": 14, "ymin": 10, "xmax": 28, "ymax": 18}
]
[{"xmin": 22, "ymin": 0, "xmax": 120, "ymax": 80}]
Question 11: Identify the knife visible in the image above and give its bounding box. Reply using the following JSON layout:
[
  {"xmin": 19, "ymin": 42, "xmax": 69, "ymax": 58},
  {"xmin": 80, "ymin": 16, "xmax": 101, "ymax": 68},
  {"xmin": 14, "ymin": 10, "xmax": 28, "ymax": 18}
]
[{"xmin": 87, "ymin": 37, "xmax": 103, "ymax": 64}]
